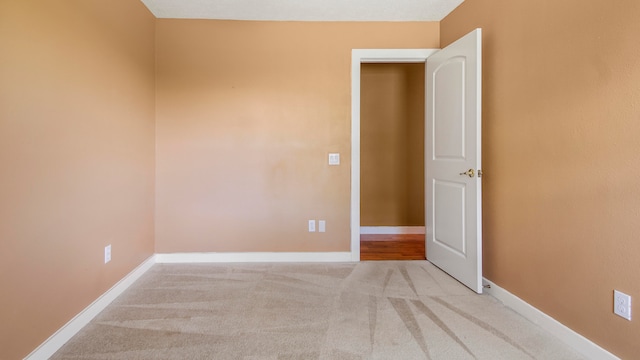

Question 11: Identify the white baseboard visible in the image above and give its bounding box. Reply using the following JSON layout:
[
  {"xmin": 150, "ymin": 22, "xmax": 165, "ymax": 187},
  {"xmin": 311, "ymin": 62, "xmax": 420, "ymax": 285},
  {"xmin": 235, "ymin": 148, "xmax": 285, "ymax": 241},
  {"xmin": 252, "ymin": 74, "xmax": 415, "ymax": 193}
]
[
  {"xmin": 155, "ymin": 252, "xmax": 353, "ymax": 263},
  {"xmin": 360, "ymin": 226, "xmax": 425, "ymax": 235},
  {"xmin": 25, "ymin": 255, "xmax": 156, "ymax": 360},
  {"xmin": 483, "ymin": 278, "xmax": 619, "ymax": 360}
]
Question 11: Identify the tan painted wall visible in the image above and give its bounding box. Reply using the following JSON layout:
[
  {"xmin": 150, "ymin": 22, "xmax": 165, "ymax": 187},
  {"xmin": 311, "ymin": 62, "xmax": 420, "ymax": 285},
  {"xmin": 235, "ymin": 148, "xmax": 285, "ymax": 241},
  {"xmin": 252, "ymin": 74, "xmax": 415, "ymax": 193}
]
[
  {"xmin": 360, "ymin": 64, "xmax": 425, "ymax": 226},
  {"xmin": 0, "ymin": 1, "xmax": 156, "ymax": 358},
  {"xmin": 155, "ymin": 21, "xmax": 439, "ymax": 252},
  {"xmin": 442, "ymin": 1, "xmax": 640, "ymax": 357}
]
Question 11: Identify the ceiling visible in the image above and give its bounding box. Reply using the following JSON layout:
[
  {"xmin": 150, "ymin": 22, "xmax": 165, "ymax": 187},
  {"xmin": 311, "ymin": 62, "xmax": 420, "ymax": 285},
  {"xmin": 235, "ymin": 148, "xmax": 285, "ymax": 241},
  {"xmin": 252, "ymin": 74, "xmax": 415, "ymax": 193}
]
[{"xmin": 140, "ymin": 0, "xmax": 465, "ymax": 22}]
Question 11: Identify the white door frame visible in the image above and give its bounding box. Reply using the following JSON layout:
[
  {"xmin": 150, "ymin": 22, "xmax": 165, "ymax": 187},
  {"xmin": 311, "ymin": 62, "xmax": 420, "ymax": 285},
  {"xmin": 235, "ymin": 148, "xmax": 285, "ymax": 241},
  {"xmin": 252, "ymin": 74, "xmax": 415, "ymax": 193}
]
[{"xmin": 350, "ymin": 49, "xmax": 438, "ymax": 261}]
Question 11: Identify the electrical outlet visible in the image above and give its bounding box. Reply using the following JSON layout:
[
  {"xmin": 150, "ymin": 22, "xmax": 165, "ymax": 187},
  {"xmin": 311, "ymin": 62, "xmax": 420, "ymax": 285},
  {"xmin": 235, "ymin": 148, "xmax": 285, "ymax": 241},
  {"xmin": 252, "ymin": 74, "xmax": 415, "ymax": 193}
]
[
  {"xmin": 318, "ymin": 220, "xmax": 326, "ymax": 233},
  {"xmin": 614, "ymin": 290, "xmax": 632, "ymax": 320},
  {"xmin": 308, "ymin": 220, "xmax": 316, "ymax": 232},
  {"xmin": 104, "ymin": 245, "xmax": 111, "ymax": 264}
]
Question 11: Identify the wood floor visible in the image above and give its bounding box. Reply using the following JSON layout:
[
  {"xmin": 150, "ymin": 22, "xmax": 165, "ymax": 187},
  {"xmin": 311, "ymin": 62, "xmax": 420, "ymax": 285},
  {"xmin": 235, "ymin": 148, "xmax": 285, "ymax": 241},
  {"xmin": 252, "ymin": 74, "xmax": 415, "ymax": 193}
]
[{"xmin": 360, "ymin": 234, "xmax": 426, "ymax": 260}]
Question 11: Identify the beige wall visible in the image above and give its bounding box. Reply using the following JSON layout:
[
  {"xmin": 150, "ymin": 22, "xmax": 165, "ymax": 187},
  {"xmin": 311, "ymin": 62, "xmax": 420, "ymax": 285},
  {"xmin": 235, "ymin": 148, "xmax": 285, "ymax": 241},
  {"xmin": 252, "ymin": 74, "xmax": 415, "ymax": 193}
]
[
  {"xmin": 0, "ymin": 1, "xmax": 156, "ymax": 358},
  {"xmin": 155, "ymin": 21, "xmax": 438, "ymax": 252},
  {"xmin": 8, "ymin": 1, "xmax": 637, "ymax": 357},
  {"xmin": 442, "ymin": 1, "xmax": 640, "ymax": 357},
  {"xmin": 360, "ymin": 64, "xmax": 425, "ymax": 226}
]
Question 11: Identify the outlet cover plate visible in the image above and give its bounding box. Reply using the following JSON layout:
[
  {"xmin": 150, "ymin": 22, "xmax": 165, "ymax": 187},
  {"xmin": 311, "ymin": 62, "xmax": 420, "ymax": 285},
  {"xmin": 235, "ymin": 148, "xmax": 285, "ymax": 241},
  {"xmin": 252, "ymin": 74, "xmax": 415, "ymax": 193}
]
[{"xmin": 614, "ymin": 290, "xmax": 632, "ymax": 320}]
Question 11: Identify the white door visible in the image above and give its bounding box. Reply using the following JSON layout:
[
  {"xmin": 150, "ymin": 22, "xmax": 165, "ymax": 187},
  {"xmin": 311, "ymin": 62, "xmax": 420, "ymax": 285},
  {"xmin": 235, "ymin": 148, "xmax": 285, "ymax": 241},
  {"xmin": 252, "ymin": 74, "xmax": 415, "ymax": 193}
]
[{"xmin": 426, "ymin": 29, "xmax": 482, "ymax": 293}]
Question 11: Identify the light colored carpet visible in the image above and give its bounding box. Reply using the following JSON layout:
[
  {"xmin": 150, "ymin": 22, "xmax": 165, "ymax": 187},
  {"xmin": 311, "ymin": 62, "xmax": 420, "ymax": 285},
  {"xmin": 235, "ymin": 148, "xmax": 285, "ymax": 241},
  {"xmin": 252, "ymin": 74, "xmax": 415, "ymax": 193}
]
[{"xmin": 52, "ymin": 261, "xmax": 584, "ymax": 359}]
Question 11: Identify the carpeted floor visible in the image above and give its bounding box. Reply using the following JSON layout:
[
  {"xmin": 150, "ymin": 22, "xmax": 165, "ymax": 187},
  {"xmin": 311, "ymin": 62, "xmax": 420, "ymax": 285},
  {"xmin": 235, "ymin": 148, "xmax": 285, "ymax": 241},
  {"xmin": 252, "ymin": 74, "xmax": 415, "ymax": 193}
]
[{"xmin": 52, "ymin": 261, "xmax": 584, "ymax": 359}]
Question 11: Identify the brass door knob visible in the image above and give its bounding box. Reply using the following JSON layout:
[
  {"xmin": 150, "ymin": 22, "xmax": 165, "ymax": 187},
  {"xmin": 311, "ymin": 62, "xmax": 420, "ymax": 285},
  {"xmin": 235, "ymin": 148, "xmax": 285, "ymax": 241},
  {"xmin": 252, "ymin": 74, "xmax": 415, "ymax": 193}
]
[{"xmin": 459, "ymin": 169, "xmax": 475, "ymax": 178}]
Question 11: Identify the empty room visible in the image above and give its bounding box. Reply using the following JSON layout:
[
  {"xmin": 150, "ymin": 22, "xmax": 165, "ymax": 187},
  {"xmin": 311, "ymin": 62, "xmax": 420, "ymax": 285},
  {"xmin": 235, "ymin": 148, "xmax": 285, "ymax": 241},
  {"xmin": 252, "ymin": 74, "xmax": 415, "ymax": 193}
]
[{"xmin": 1, "ymin": 0, "xmax": 639, "ymax": 359}]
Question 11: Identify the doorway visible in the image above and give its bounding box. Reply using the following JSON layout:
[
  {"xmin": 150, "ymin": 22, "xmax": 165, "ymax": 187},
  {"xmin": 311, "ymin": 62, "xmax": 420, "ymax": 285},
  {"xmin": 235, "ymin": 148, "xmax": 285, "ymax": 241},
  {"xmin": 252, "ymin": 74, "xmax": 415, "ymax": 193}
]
[
  {"xmin": 350, "ymin": 49, "xmax": 436, "ymax": 262},
  {"xmin": 360, "ymin": 63, "xmax": 425, "ymax": 260},
  {"xmin": 351, "ymin": 29, "xmax": 483, "ymax": 293}
]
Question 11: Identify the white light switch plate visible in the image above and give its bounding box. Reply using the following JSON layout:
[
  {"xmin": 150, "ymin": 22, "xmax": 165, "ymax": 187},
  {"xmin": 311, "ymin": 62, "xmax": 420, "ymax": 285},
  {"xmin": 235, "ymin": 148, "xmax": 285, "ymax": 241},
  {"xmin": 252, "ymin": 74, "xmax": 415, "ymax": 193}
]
[
  {"xmin": 319, "ymin": 220, "xmax": 326, "ymax": 233},
  {"xmin": 328, "ymin": 153, "xmax": 340, "ymax": 165}
]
